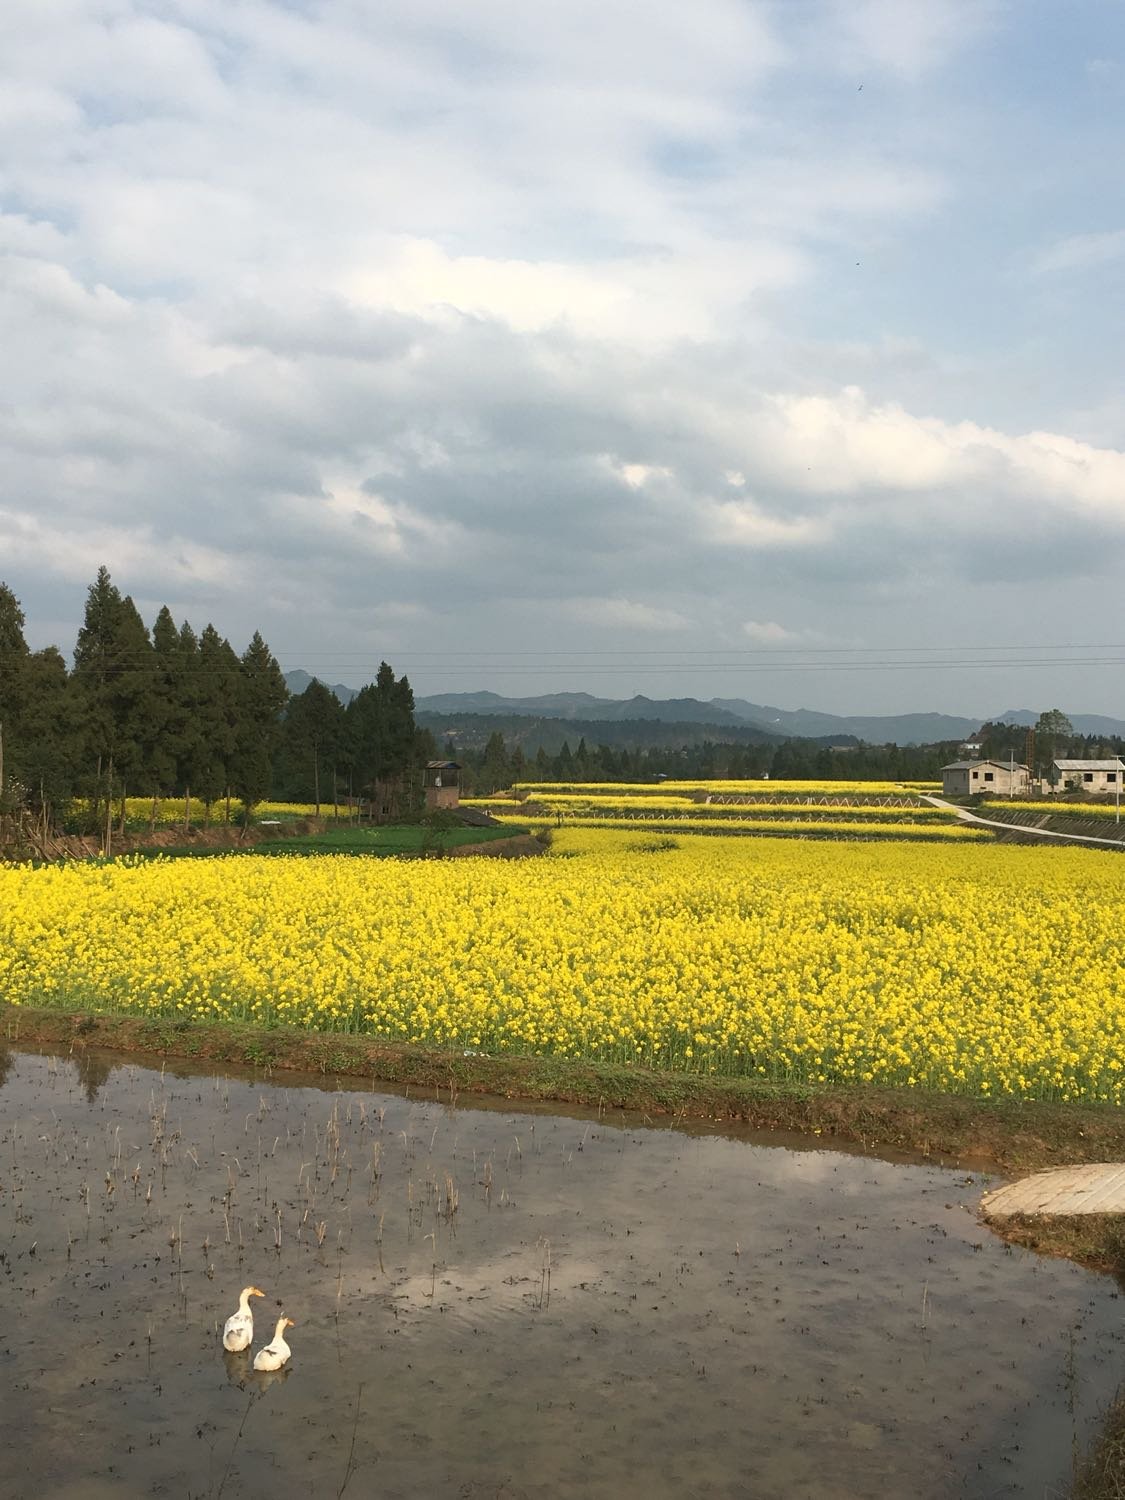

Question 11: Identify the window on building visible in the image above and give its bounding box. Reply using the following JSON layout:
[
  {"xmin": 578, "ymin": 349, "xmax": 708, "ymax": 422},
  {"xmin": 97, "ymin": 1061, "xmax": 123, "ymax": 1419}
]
[
  {"xmin": 984, "ymin": 773, "xmax": 994, "ymax": 782},
  {"xmin": 1108, "ymin": 772, "xmax": 1117, "ymax": 783},
  {"xmin": 1084, "ymin": 772, "xmax": 1094, "ymax": 782},
  {"xmin": 972, "ymin": 771, "xmax": 979, "ymax": 779}
]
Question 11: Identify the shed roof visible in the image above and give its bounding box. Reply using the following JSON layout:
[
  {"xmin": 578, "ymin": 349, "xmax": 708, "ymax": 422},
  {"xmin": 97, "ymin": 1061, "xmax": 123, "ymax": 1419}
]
[{"xmin": 425, "ymin": 759, "xmax": 462, "ymax": 770}]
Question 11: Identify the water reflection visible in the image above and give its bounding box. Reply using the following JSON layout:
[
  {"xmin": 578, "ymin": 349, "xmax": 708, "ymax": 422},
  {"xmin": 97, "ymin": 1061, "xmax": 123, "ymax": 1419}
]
[
  {"xmin": 223, "ymin": 1348, "xmax": 252, "ymax": 1387},
  {"xmin": 77, "ymin": 1048, "xmax": 114, "ymax": 1103},
  {"xmin": 0, "ymin": 1045, "xmax": 1120, "ymax": 1500}
]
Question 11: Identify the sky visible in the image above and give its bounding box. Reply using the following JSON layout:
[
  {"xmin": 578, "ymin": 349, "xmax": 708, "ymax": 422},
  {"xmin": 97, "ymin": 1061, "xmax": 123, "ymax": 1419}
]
[{"xmin": 2, "ymin": 0, "xmax": 1125, "ymax": 718}]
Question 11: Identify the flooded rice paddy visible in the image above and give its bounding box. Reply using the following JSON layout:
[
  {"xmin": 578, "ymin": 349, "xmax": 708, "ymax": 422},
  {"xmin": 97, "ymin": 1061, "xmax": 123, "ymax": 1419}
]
[{"xmin": 0, "ymin": 1045, "xmax": 1122, "ymax": 1499}]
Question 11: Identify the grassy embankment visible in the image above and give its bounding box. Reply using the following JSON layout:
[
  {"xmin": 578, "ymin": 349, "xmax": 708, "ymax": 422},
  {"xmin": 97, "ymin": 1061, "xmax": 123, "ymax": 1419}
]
[{"xmin": 1074, "ymin": 1399, "xmax": 1125, "ymax": 1500}]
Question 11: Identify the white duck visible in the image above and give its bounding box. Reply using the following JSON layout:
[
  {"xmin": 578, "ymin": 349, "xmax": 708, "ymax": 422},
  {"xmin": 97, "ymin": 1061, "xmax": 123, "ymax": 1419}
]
[
  {"xmin": 253, "ymin": 1316, "xmax": 295, "ymax": 1372},
  {"xmin": 222, "ymin": 1286, "xmax": 265, "ymax": 1352}
]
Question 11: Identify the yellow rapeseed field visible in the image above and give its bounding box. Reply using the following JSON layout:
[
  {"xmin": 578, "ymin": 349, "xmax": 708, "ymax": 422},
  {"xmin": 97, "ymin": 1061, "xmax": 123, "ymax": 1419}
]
[
  {"xmin": 3, "ymin": 830, "xmax": 1124, "ymax": 1102},
  {"xmin": 513, "ymin": 779, "xmax": 940, "ymax": 796},
  {"xmin": 984, "ymin": 799, "xmax": 1124, "ymax": 821},
  {"xmin": 468, "ymin": 781, "xmax": 964, "ymax": 841},
  {"xmin": 485, "ymin": 812, "xmax": 984, "ymax": 840},
  {"xmin": 73, "ymin": 797, "xmax": 330, "ymax": 826}
]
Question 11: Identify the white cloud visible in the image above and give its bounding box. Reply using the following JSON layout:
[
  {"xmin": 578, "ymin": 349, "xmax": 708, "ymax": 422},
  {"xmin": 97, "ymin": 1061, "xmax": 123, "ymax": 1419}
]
[
  {"xmin": 727, "ymin": 388, "xmax": 1125, "ymax": 527},
  {"xmin": 742, "ymin": 620, "xmax": 800, "ymax": 643},
  {"xmin": 0, "ymin": 504, "xmax": 246, "ymax": 592},
  {"xmin": 1031, "ymin": 229, "xmax": 1125, "ymax": 277},
  {"xmin": 346, "ymin": 237, "xmax": 804, "ymax": 343},
  {"xmin": 558, "ymin": 598, "xmax": 693, "ymax": 632},
  {"xmin": 702, "ymin": 498, "xmax": 829, "ymax": 550},
  {"xmin": 828, "ymin": 0, "xmax": 998, "ymax": 79},
  {"xmin": 2, "ymin": 0, "xmax": 1125, "ymax": 712}
]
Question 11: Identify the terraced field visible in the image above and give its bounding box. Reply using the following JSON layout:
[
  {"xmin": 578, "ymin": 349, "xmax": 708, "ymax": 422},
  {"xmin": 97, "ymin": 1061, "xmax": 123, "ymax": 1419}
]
[{"xmin": 464, "ymin": 778, "xmax": 978, "ymax": 842}]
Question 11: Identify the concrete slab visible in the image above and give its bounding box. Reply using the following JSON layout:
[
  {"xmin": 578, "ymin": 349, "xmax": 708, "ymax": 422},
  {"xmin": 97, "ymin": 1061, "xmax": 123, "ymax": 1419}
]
[{"xmin": 981, "ymin": 1163, "xmax": 1125, "ymax": 1218}]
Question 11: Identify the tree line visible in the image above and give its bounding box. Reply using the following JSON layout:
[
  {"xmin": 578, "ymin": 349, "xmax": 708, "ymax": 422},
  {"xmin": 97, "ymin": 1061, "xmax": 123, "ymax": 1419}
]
[
  {"xmin": 0, "ymin": 570, "xmax": 428, "ymax": 827},
  {"xmin": 7, "ymin": 571, "xmax": 1117, "ymax": 821},
  {"xmin": 454, "ymin": 728, "xmax": 963, "ymax": 795},
  {"xmin": 451, "ymin": 714, "xmax": 1125, "ymax": 796}
]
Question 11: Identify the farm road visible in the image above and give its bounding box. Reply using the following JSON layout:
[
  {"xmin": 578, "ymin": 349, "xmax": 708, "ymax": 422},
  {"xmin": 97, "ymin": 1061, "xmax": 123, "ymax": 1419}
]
[{"xmin": 923, "ymin": 795, "xmax": 1125, "ymax": 849}]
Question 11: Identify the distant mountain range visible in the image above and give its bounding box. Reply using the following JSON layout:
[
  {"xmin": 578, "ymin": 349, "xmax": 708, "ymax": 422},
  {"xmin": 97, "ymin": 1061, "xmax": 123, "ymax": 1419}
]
[{"xmin": 282, "ymin": 674, "xmax": 1125, "ymax": 746}]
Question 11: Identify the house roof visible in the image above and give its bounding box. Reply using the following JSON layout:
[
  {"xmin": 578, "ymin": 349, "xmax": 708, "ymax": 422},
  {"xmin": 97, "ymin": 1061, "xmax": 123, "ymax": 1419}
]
[
  {"xmin": 425, "ymin": 759, "xmax": 462, "ymax": 770},
  {"xmin": 1053, "ymin": 759, "xmax": 1124, "ymax": 771},
  {"xmin": 941, "ymin": 760, "xmax": 1028, "ymax": 772}
]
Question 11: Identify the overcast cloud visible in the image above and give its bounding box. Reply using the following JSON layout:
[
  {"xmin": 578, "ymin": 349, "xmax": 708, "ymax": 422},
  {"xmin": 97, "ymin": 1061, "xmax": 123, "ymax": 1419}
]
[{"xmin": 2, "ymin": 0, "xmax": 1124, "ymax": 715}]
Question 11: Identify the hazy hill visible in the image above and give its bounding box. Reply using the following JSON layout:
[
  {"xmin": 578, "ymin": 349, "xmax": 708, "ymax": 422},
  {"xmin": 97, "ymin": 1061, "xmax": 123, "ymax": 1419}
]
[
  {"xmin": 710, "ymin": 700, "xmax": 980, "ymax": 744},
  {"xmin": 286, "ymin": 674, "xmax": 1125, "ymax": 745},
  {"xmin": 414, "ymin": 691, "xmax": 746, "ymax": 725},
  {"xmin": 283, "ymin": 669, "xmax": 359, "ymax": 705},
  {"xmin": 415, "ymin": 691, "xmax": 972, "ymax": 743},
  {"xmin": 415, "ymin": 711, "xmax": 787, "ymax": 755}
]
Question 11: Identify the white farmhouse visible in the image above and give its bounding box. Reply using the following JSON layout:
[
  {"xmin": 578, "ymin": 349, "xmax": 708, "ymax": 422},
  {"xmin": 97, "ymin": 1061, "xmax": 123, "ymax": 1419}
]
[
  {"xmin": 1051, "ymin": 759, "xmax": 1125, "ymax": 793},
  {"xmin": 940, "ymin": 759, "xmax": 1031, "ymax": 796}
]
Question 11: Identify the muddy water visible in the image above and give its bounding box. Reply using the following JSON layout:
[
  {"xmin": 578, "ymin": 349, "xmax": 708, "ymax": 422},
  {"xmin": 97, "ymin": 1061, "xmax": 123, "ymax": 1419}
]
[{"xmin": 0, "ymin": 1047, "xmax": 1120, "ymax": 1499}]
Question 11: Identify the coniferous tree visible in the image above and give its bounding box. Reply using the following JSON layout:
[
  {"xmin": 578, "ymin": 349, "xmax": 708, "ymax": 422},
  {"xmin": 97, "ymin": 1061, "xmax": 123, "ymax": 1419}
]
[
  {"xmin": 481, "ymin": 731, "xmax": 510, "ymax": 793},
  {"xmin": 0, "ymin": 583, "xmax": 30, "ymax": 815},
  {"xmin": 279, "ymin": 679, "xmax": 345, "ymax": 811},
  {"xmin": 414, "ymin": 723, "xmax": 439, "ymax": 767},
  {"xmin": 230, "ymin": 631, "xmax": 288, "ymax": 815},
  {"xmin": 196, "ymin": 626, "xmax": 240, "ymax": 814},
  {"xmin": 147, "ymin": 606, "xmax": 185, "ymax": 797},
  {"xmin": 174, "ymin": 621, "xmax": 204, "ymax": 818},
  {"xmin": 341, "ymin": 683, "xmax": 377, "ymax": 800},
  {"xmin": 71, "ymin": 568, "xmax": 157, "ymax": 816},
  {"xmin": 340, "ymin": 661, "xmax": 419, "ymax": 814},
  {"xmin": 389, "ymin": 671, "xmax": 417, "ymax": 780},
  {"xmin": 18, "ymin": 647, "xmax": 74, "ymax": 811}
]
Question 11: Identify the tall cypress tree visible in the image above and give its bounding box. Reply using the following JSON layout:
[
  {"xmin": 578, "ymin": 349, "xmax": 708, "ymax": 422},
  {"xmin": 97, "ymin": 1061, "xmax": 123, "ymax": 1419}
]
[
  {"xmin": 342, "ymin": 661, "xmax": 418, "ymax": 812},
  {"xmin": 230, "ymin": 631, "xmax": 288, "ymax": 814},
  {"xmin": 18, "ymin": 647, "xmax": 74, "ymax": 812},
  {"xmin": 0, "ymin": 583, "xmax": 30, "ymax": 814},
  {"xmin": 279, "ymin": 679, "xmax": 344, "ymax": 811},
  {"xmin": 71, "ymin": 567, "xmax": 157, "ymax": 812},
  {"xmin": 148, "ymin": 606, "xmax": 185, "ymax": 796},
  {"xmin": 175, "ymin": 621, "xmax": 204, "ymax": 816},
  {"xmin": 196, "ymin": 626, "xmax": 240, "ymax": 814},
  {"xmin": 343, "ymin": 682, "xmax": 382, "ymax": 795}
]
